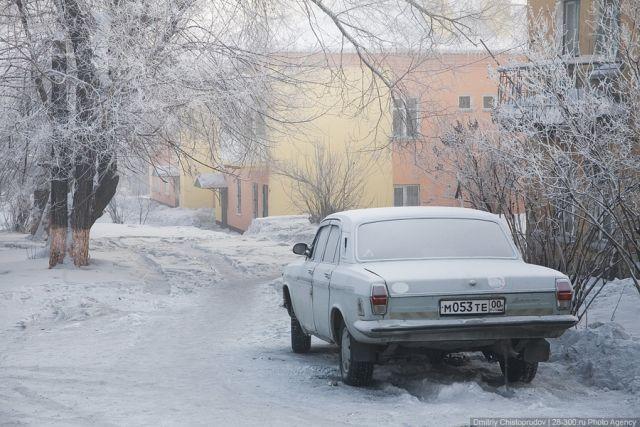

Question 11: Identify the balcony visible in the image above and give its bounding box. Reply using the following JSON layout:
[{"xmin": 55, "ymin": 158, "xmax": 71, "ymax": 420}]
[{"xmin": 494, "ymin": 57, "xmax": 623, "ymax": 129}]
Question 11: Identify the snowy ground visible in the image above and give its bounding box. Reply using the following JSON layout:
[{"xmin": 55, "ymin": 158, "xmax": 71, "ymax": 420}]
[
  {"xmin": 95, "ymin": 197, "xmax": 218, "ymax": 229},
  {"xmin": 0, "ymin": 216, "xmax": 639, "ymax": 426}
]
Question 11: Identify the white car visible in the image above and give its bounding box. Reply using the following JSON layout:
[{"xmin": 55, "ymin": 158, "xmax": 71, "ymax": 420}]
[{"xmin": 282, "ymin": 207, "xmax": 577, "ymax": 386}]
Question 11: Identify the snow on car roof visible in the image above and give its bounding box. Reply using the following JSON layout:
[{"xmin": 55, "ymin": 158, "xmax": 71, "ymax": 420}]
[{"xmin": 324, "ymin": 206, "xmax": 500, "ymax": 228}]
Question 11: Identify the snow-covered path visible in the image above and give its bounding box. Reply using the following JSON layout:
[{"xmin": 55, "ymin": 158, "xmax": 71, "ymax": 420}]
[{"xmin": 1, "ymin": 223, "xmax": 639, "ymax": 426}]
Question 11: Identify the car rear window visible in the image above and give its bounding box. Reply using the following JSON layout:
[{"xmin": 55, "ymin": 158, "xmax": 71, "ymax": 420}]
[{"xmin": 357, "ymin": 218, "xmax": 516, "ymax": 261}]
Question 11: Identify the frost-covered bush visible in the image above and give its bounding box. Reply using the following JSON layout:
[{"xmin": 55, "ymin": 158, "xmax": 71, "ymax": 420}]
[{"xmin": 433, "ymin": 1, "xmax": 640, "ymax": 316}]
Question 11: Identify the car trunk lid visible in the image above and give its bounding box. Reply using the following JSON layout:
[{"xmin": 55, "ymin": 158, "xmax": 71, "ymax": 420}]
[{"xmin": 363, "ymin": 259, "xmax": 560, "ymax": 319}]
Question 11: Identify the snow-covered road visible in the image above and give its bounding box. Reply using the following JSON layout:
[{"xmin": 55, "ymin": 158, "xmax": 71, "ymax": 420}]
[{"xmin": 1, "ymin": 223, "xmax": 639, "ymax": 426}]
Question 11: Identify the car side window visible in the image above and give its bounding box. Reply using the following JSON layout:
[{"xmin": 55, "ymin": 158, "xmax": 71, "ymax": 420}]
[
  {"xmin": 322, "ymin": 225, "xmax": 341, "ymax": 264},
  {"xmin": 311, "ymin": 225, "xmax": 331, "ymax": 262}
]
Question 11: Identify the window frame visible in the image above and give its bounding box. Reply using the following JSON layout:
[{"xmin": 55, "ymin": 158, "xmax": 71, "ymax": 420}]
[
  {"xmin": 252, "ymin": 183, "xmax": 259, "ymax": 218},
  {"xmin": 562, "ymin": 0, "xmax": 580, "ymax": 56},
  {"xmin": 236, "ymin": 178, "xmax": 242, "ymax": 215},
  {"xmin": 392, "ymin": 97, "xmax": 420, "ymax": 139},
  {"xmin": 405, "ymin": 97, "xmax": 419, "ymax": 138},
  {"xmin": 482, "ymin": 95, "xmax": 496, "ymax": 110},
  {"xmin": 595, "ymin": 0, "xmax": 620, "ymax": 57},
  {"xmin": 555, "ymin": 196, "xmax": 576, "ymax": 239},
  {"xmin": 321, "ymin": 224, "xmax": 342, "ymax": 264},
  {"xmin": 458, "ymin": 95, "xmax": 472, "ymax": 111},
  {"xmin": 594, "ymin": 197, "xmax": 615, "ymax": 242},
  {"xmin": 393, "ymin": 184, "xmax": 421, "ymax": 207},
  {"xmin": 253, "ymin": 112, "xmax": 267, "ymax": 140},
  {"xmin": 262, "ymin": 184, "xmax": 269, "ymax": 217},
  {"xmin": 393, "ymin": 186, "xmax": 404, "ymax": 207},
  {"xmin": 310, "ymin": 225, "xmax": 332, "ymax": 262}
]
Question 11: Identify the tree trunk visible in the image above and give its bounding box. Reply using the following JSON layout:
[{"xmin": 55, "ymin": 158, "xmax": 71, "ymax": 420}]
[
  {"xmin": 91, "ymin": 151, "xmax": 119, "ymax": 227},
  {"xmin": 48, "ymin": 38, "xmax": 70, "ymax": 268},
  {"xmin": 63, "ymin": 0, "xmax": 101, "ymax": 266},
  {"xmin": 71, "ymin": 158, "xmax": 96, "ymax": 266},
  {"xmin": 49, "ymin": 177, "xmax": 68, "ymax": 267},
  {"xmin": 71, "ymin": 147, "xmax": 119, "ymax": 266}
]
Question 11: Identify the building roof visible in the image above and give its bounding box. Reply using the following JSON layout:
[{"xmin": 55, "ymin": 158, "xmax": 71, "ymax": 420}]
[{"xmin": 325, "ymin": 206, "xmax": 500, "ymax": 229}]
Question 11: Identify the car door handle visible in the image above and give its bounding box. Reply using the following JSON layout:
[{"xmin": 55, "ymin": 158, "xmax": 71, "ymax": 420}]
[
  {"xmin": 307, "ymin": 269, "xmax": 314, "ymax": 275},
  {"xmin": 324, "ymin": 272, "xmax": 331, "ymax": 279}
]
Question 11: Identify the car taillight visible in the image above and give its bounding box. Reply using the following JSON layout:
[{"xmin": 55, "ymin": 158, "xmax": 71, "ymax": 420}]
[
  {"xmin": 556, "ymin": 278, "xmax": 573, "ymax": 310},
  {"xmin": 371, "ymin": 284, "xmax": 388, "ymax": 315}
]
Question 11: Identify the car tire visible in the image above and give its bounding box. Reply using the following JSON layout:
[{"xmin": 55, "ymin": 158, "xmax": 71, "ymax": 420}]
[
  {"xmin": 291, "ymin": 314, "xmax": 311, "ymax": 354},
  {"xmin": 499, "ymin": 358, "xmax": 538, "ymax": 383},
  {"xmin": 339, "ymin": 325, "xmax": 374, "ymax": 387}
]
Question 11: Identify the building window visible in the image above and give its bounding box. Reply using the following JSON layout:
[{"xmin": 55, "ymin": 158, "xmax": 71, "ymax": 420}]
[
  {"xmin": 392, "ymin": 97, "xmax": 419, "ymax": 139},
  {"xmin": 262, "ymin": 184, "xmax": 269, "ymax": 217},
  {"xmin": 236, "ymin": 178, "xmax": 242, "ymax": 214},
  {"xmin": 555, "ymin": 196, "xmax": 575, "ymax": 238},
  {"xmin": 595, "ymin": 0, "xmax": 620, "ymax": 56},
  {"xmin": 251, "ymin": 111, "xmax": 267, "ymax": 140},
  {"xmin": 394, "ymin": 185, "xmax": 420, "ymax": 207},
  {"xmin": 596, "ymin": 204, "xmax": 614, "ymax": 241},
  {"xmin": 458, "ymin": 96, "xmax": 471, "ymax": 110},
  {"xmin": 252, "ymin": 183, "xmax": 259, "ymax": 218},
  {"xmin": 482, "ymin": 95, "xmax": 495, "ymax": 110},
  {"xmin": 563, "ymin": 0, "xmax": 580, "ymax": 56}
]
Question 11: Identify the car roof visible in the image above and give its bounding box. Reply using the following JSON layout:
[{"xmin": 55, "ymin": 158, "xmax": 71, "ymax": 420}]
[{"xmin": 324, "ymin": 206, "xmax": 501, "ymax": 229}]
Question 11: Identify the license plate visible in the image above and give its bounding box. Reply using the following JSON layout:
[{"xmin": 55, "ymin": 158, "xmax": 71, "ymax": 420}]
[{"xmin": 439, "ymin": 298, "xmax": 505, "ymax": 315}]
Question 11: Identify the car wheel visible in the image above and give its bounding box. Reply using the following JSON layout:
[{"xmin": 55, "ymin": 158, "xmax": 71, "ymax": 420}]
[
  {"xmin": 291, "ymin": 314, "xmax": 311, "ymax": 354},
  {"xmin": 499, "ymin": 357, "xmax": 538, "ymax": 383},
  {"xmin": 339, "ymin": 325, "xmax": 374, "ymax": 386}
]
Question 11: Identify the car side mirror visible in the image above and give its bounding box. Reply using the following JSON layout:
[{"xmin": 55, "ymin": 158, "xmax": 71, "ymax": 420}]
[{"xmin": 293, "ymin": 243, "xmax": 309, "ymax": 256}]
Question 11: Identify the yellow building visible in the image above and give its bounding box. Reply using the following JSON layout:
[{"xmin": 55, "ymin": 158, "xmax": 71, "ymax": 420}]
[
  {"xmin": 209, "ymin": 62, "xmax": 395, "ymax": 232},
  {"xmin": 270, "ymin": 69, "xmax": 394, "ymax": 214},
  {"xmin": 150, "ymin": 52, "xmax": 507, "ymax": 232}
]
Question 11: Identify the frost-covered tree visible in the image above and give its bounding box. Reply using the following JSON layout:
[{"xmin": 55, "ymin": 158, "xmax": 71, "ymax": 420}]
[
  {"xmin": 427, "ymin": 0, "xmax": 640, "ymax": 315},
  {"xmin": 436, "ymin": 120, "xmax": 624, "ymax": 317},
  {"xmin": 496, "ymin": 0, "xmax": 639, "ymax": 299},
  {"xmin": 274, "ymin": 142, "xmax": 372, "ymax": 223},
  {"xmin": 1, "ymin": 0, "xmax": 286, "ymax": 266},
  {"xmin": 0, "ymin": 0, "xmax": 507, "ymax": 267}
]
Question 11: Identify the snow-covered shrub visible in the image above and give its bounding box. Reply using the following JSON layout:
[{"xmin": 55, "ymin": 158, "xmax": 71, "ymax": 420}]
[
  {"xmin": 0, "ymin": 189, "xmax": 31, "ymax": 233},
  {"xmin": 107, "ymin": 196, "xmax": 126, "ymax": 224},
  {"xmin": 431, "ymin": 2, "xmax": 640, "ymax": 317},
  {"xmin": 437, "ymin": 121, "xmax": 626, "ymax": 317},
  {"xmin": 273, "ymin": 142, "xmax": 372, "ymax": 223}
]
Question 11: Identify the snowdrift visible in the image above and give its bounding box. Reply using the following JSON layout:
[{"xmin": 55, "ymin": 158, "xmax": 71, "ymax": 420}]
[
  {"xmin": 97, "ymin": 197, "xmax": 216, "ymax": 228},
  {"xmin": 245, "ymin": 215, "xmax": 317, "ymax": 244},
  {"xmin": 552, "ymin": 322, "xmax": 640, "ymax": 393}
]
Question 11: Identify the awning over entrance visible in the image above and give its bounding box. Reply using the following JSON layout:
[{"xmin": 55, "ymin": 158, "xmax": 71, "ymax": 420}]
[{"xmin": 194, "ymin": 173, "xmax": 228, "ymax": 189}]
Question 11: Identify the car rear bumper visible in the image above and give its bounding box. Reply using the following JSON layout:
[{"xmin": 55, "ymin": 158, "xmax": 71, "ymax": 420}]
[{"xmin": 352, "ymin": 314, "xmax": 578, "ymax": 344}]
